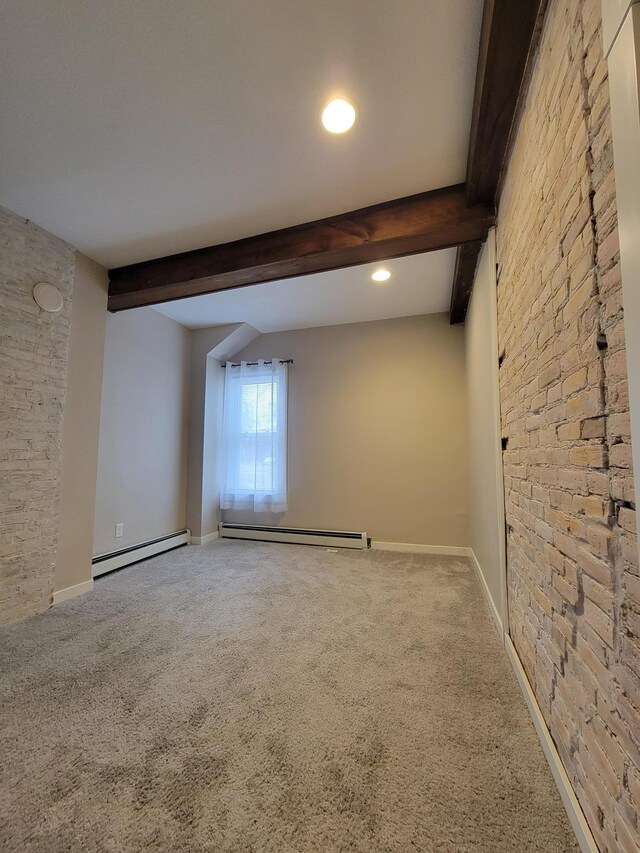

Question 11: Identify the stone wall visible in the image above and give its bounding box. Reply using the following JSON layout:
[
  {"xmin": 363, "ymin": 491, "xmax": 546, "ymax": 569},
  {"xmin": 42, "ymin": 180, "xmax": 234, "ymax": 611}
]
[
  {"xmin": 496, "ymin": 1, "xmax": 639, "ymax": 849},
  {"xmin": 0, "ymin": 206, "xmax": 75, "ymax": 624}
]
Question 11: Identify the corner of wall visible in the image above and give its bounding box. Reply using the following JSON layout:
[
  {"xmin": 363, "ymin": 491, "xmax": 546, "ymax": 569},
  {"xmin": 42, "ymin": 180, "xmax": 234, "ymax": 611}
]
[
  {"xmin": 55, "ymin": 253, "xmax": 109, "ymax": 594},
  {"xmin": 209, "ymin": 323, "xmax": 261, "ymax": 362},
  {"xmin": 186, "ymin": 323, "xmax": 263, "ymax": 539}
]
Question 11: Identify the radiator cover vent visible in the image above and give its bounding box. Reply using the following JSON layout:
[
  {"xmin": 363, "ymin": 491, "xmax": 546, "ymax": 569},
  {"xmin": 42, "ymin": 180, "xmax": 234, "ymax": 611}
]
[
  {"xmin": 219, "ymin": 522, "xmax": 368, "ymax": 550},
  {"xmin": 92, "ymin": 529, "xmax": 190, "ymax": 577}
]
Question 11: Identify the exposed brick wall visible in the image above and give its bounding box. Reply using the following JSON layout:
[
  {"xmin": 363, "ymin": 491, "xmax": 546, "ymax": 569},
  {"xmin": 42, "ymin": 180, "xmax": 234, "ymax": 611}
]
[
  {"xmin": 496, "ymin": 1, "xmax": 639, "ymax": 849},
  {"xmin": 0, "ymin": 206, "xmax": 75, "ymax": 624}
]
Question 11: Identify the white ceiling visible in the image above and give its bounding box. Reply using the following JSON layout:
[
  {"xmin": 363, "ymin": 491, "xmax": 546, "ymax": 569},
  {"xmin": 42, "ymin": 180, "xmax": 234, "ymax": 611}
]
[
  {"xmin": 153, "ymin": 250, "xmax": 455, "ymax": 333},
  {"xmin": 0, "ymin": 0, "xmax": 482, "ymax": 268}
]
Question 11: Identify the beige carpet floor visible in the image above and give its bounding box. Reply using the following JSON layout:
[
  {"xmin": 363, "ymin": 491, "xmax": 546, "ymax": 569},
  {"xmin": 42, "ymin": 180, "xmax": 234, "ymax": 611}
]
[{"xmin": 0, "ymin": 541, "xmax": 578, "ymax": 852}]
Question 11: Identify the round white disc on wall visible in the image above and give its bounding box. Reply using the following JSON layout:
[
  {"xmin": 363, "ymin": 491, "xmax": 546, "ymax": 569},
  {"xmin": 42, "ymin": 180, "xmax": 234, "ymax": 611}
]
[{"xmin": 33, "ymin": 282, "xmax": 63, "ymax": 313}]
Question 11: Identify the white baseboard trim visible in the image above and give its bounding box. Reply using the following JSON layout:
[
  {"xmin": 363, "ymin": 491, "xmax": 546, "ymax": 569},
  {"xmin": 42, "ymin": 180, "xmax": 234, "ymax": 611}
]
[
  {"xmin": 467, "ymin": 547, "xmax": 595, "ymax": 851},
  {"xmin": 505, "ymin": 635, "xmax": 598, "ymax": 853},
  {"xmin": 191, "ymin": 531, "xmax": 220, "ymax": 546},
  {"xmin": 469, "ymin": 549, "xmax": 504, "ymax": 636},
  {"xmin": 371, "ymin": 541, "xmax": 471, "ymax": 557},
  {"xmin": 53, "ymin": 578, "xmax": 94, "ymax": 605}
]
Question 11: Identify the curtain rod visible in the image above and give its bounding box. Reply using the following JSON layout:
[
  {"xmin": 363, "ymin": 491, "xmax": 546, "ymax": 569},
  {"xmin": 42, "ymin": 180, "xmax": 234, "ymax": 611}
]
[{"xmin": 220, "ymin": 358, "xmax": 293, "ymax": 368}]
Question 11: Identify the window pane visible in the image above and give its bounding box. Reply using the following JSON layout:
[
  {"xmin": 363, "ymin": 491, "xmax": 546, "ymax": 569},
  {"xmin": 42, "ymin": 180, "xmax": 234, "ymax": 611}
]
[
  {"xmin": 240, "ymin": 380, "xmax": 277, "ymax": 434},
  {"xmin": 235, "ymin": 376, "xmax": 278, "ymax": 491},
  {"xmin": 222, "ymin": 365, "xmax": 287, "ymax": 511}
]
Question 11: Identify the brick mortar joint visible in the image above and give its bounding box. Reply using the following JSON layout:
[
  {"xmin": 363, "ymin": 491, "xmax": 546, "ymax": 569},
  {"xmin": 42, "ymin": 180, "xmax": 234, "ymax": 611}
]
[
  {"xmin": 579, "ymin": 6, "xmax": 634, "ymax": 836},
  {"xmin": 495, "ymin": 2, "xmax": 639, "ymax": 846}
]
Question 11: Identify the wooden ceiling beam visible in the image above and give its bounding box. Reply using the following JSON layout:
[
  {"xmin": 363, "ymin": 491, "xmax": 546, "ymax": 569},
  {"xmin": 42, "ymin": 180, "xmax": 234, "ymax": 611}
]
[
  {"xmin": 450, "ymin": 0, "xmax": 547, "ymax": 323},
  {"xmin": 108, "ymin": 184, "xmax": 493, "ymax": 311},
  {"xmin": 466, "ymin": 0, "xmax": 547, "ymax": 206},
  {"xmin": 449, "ymin": 241, "xmax": 483, "ymax": 325}
]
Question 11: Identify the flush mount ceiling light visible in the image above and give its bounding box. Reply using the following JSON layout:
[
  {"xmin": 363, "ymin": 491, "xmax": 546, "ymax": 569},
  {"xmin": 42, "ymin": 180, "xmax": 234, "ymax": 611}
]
[
  {"xmin": 321, "ymin": 98, "xmax": 356, "ymax": 134},
  {"xmin": 371, "ymin": 268, "xmax": 391, "ymax": 282}
]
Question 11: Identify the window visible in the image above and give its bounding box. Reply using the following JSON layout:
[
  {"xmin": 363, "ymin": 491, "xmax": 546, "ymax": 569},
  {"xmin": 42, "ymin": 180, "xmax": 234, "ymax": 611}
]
[{"xmin": 220, "ymin": 359, "xmax": 288, "ymax": 512}]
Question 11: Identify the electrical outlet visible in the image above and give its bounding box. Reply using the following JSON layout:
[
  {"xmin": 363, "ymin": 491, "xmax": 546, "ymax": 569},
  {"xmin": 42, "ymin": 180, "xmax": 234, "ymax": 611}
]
[{"xmin": 115, "ymin": 523, "xmax": 124, "ymax": 538}]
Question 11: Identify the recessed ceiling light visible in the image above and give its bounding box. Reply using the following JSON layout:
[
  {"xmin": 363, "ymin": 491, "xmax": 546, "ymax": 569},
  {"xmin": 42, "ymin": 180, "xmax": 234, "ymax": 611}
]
[
  {"xmin": 322, "ymin": 98, "xmax": 356, "ymax": 134},
  {"xmin": 371, "ymin": 268, "xmax": 391, "ymax": 282}
]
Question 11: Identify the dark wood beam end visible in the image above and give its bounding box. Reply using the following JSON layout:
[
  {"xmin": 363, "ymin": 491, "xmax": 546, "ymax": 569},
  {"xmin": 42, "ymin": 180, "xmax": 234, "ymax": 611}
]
[{"xmin": 449, "ymin": 241, "xmax": 483, "ymax": 325}]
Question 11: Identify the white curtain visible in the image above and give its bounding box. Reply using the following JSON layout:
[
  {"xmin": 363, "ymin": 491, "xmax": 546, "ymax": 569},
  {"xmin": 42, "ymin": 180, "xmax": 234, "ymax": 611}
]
[{"xmin": 220, "ymin": 359, "xmax": 288, "ymax": 512}]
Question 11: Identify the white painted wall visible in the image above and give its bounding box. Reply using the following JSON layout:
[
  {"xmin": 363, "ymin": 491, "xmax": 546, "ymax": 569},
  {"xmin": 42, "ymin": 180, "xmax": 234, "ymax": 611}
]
[
  {"xmin": 604, "ymin": 0, "xmax": 640, "ymax": 540},
  {"xmin": 93, "ymin": 307, "xmax": 190, "ymax": 555},
  {"xmin": 223, "ymin": 314, "xmax": 470, "ymax": 547},
  {"xmin": 186, "ymin": 323, "xmax": 260, "ymax": 541},
  {"xmin": 464, "ymin": 231, "xmax": 508, "ymax": 630}
]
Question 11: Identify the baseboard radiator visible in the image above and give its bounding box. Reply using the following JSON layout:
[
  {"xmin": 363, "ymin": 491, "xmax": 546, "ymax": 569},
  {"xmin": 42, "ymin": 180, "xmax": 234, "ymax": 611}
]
[
  {"xmin": 92, "ymin": 529, "xmax": 190, "ymax": 578},
  {"xmin": 219, "ymin": 522, "xmax": 368, "ymax": 550}
]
